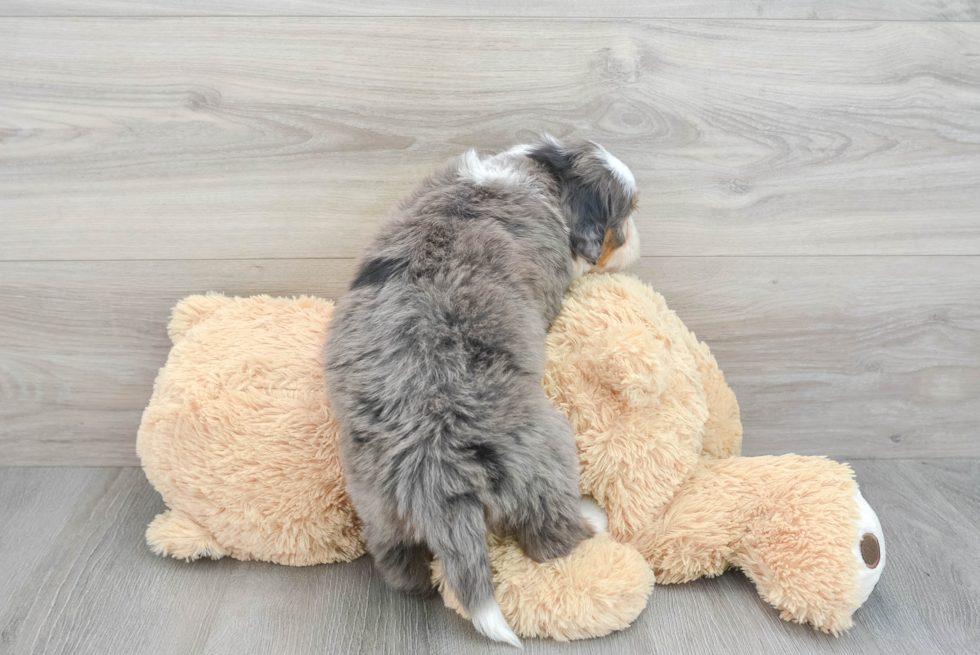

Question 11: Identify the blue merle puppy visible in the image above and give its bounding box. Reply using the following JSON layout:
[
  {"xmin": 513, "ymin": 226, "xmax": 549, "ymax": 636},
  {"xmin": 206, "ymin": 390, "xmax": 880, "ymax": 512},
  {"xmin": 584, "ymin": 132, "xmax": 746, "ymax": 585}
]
[{"xmin": 324, "ymin": 137, "xmax": 640, "ymax": 647}]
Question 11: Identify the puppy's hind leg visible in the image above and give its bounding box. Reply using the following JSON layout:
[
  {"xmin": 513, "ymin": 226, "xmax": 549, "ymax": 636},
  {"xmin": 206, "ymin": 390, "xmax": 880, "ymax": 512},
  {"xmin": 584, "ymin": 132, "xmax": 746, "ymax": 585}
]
[
  {"xmin": 509, "ymin": 411, "xmax": 594, "ymax": 563},
  {"xmin": 372, "ymin": 540, "xmax": 436, "ymax": 598},
  {"xmin": 360, "ymin": 503, "xmax": 436, "ymax": 598},
  {"xmin": 514, "ymin": 483, "xmax": 594, "ymax": 563}
]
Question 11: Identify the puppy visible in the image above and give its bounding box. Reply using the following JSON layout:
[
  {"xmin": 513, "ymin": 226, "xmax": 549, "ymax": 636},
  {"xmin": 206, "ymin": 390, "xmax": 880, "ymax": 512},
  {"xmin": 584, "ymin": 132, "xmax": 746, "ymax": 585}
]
[{"xmin": 324, "ymin": 137, "xmax": 640, "ymax": 647}]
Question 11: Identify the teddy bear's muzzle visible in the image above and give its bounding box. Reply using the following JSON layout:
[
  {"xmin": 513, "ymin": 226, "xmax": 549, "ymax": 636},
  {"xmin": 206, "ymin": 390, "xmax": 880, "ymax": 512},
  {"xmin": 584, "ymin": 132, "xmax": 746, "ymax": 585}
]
[{"xmin": 850, "ymin": 489, "xmax": 886, "ymax": 613}]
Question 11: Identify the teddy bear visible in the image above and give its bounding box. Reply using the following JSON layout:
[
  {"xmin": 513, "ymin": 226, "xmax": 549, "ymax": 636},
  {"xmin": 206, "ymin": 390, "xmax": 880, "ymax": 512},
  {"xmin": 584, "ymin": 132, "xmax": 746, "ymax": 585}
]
[{"xmin": 137, "ymin": 273, "xmax": 885, "ymax": 641}]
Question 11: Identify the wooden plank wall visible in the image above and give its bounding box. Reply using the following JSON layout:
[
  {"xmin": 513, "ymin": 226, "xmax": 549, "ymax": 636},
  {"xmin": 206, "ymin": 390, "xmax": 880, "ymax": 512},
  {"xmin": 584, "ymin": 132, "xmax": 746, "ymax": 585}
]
[
  {"xmin": 4, "ymin": 2, "xmax": 980, "ymax": 19},
  {"xmin": 1, "ymin": 4, "xmax": 978, "ymax": 465}
]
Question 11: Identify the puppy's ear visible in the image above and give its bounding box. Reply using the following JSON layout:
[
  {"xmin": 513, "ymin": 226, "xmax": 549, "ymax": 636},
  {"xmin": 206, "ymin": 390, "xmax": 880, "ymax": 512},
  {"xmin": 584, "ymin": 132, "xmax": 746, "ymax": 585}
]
[
  {"xmin": 527, "ymin": 138, "xmax": 571, "ymax": 174},
  {"xmin": 563, "ymin": 183, "xmax": 606, "ymax": 265},
  {"xmin": 528, "ymin": 139, "xmax": 607, "ymax": 265}
]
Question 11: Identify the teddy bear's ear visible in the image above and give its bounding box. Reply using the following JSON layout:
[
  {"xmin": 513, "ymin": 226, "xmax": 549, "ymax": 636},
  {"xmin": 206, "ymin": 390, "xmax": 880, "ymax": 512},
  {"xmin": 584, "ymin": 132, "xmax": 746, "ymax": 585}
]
[{"xmin": 168, "ymin": 294, "xmax": 235, "ymax": 345}]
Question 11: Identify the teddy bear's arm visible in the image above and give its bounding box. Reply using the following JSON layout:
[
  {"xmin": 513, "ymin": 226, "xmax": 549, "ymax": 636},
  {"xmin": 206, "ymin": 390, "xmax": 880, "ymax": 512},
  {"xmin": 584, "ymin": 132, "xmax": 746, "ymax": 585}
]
[{"xmin": 684, "ymin": 335, "xmax": 742, "ymax": 460}]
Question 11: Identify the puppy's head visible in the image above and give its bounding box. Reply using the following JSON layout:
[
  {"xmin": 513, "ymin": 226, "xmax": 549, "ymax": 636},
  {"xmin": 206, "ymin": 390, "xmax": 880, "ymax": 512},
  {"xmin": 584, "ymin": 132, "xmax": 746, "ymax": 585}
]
[{"xmin": 528, "ymin": 137, "xmax": 640, "ymax": 275}]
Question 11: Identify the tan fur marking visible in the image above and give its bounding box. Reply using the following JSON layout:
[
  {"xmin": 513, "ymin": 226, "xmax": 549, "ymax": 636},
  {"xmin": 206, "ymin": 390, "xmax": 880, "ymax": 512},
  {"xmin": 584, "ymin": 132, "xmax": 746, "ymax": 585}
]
[{"xmin": 596, "ymin": 228, "xmax": 625, "ymax": 268}]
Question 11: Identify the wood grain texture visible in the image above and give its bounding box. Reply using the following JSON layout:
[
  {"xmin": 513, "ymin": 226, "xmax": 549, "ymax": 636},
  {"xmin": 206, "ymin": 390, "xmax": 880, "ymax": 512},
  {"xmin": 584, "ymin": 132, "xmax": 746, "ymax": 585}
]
[
  {"xmin": 2, "ymin": 1, "xmax": 979, "ymax": 20},
  {"xmin": 1, "ymin": 257, "xmax": 977, "ymax": 466},
  {"xmin": 2, "ymin": 18, "xmax": 979, "ymax": 260},
  {"xmin": 0, "ymin": 258, "xmax": 358, "ymax": 466},
  {"xmin": 1, "ymin": 460, "xmax": 977, "ymax": 654}
]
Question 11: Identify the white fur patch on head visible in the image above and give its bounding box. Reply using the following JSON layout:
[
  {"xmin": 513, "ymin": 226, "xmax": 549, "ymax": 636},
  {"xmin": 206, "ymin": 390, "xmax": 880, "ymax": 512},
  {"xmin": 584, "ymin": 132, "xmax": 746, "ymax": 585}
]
[
  {"xmin": 502, "ymin": 144, "xmax": 531, "ymax": 158},
  {"xmin": 458, "ymin": 149, "xmax": 527, "ymax": 187},
  {"xmin": 570, "ymin": 255, "xmax": 593, "ymax": 279},
  {"xmin": 540, "ymin": 132, "xmax": 562, "ymax": 147},
  {"xmin": 471, "ymin": 598, "xmax": 522, "ymax": 648},
  {"xmin": 596, "ymin": 144, "xmax": 636, "ymax": 193}
]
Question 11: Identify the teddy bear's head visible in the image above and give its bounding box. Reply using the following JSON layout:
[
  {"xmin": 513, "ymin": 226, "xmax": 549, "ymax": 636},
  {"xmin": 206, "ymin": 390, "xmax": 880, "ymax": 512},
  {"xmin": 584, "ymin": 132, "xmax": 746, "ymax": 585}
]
[{"xmin": 542, "ymin": 274, "xmax": 740, "ymax": 539}]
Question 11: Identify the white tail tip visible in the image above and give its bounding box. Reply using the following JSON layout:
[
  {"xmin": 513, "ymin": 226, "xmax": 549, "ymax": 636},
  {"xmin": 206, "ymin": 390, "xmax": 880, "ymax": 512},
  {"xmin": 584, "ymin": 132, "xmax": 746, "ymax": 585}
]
[
  {"xmin": 472, "ymin": 598, "xmax": 522, "ymax": 648},
  {"xmin": 580, "ymin": 497, "xmax": 608, "ymax": 533}
]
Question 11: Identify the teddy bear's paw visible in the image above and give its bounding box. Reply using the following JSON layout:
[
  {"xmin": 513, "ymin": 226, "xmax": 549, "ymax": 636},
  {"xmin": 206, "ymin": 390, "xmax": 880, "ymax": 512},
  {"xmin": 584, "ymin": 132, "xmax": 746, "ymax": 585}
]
[
  {"xmin": 437, "ymin": 532, "xmax": 654, "ymax": 641},
  {"xmin": 850, "ymin": 489, "xmax": 886, "ymax": 612},
  {"xmin": 580, "ymin": 497, "xmax": 608, "ymax": 533},
  {"xmin": 766, "ymin": 486, "xmax": 887, "ymax": 634}
]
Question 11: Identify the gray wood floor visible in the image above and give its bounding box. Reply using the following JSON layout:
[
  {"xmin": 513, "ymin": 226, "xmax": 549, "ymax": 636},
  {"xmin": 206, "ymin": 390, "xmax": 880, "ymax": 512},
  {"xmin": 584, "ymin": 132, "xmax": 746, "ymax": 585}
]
[{"xmin": 1, "ymin": 459, "xmax": 977, "ymax": 655}]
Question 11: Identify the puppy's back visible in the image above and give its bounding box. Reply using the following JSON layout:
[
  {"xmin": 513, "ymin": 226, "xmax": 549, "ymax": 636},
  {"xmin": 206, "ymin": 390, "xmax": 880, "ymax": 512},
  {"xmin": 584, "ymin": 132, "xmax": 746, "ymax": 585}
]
[{"xmin": 324, "ymin": 152, "xmax": 577, "ymax": 649}]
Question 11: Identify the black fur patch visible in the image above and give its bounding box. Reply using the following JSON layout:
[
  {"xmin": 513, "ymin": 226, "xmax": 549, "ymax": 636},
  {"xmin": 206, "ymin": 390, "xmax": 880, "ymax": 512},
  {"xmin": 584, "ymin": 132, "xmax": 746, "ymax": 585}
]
[
  {"xmin": 356, "ymin": 397, "xmax": 386, "ymax": 424},
  {"xmin": 389, "ymin": 446, "xmax": 408, "ymax": 472},
  {"xmin": 464, "ymin": 336, "xmax": 511, "ymax": 371},
  {"xmin": 469, "ymin": 442, "xmax": 499, "ymax": 466},
  {"xmin": 350, "ymin": 256, "xmax": 408, "ymax": 290},
  {"xmin": 467, "ymin": 442, "xmax": 507, "ymax": 494},
  {"xmin": 446, "ymin": 491, "xmax": 480, "ymax": 508},
  {"xmin": 566, "ymin": 184, "xmax": 607, "ymax": 264}
]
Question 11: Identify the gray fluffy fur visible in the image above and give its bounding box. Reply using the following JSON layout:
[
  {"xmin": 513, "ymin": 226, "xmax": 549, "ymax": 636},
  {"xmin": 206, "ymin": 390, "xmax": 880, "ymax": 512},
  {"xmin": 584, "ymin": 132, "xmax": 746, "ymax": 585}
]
[{"xmin": 323, "ymin": 138, "xmax": 637, "ymax": 631}]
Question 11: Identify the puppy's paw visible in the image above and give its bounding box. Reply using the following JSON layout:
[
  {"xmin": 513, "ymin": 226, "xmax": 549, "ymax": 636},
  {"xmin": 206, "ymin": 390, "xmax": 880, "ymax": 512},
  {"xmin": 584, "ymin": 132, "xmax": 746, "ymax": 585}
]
[{"xmin": 519, "ymin": 512, "xmax": 594, "ymax": 563}]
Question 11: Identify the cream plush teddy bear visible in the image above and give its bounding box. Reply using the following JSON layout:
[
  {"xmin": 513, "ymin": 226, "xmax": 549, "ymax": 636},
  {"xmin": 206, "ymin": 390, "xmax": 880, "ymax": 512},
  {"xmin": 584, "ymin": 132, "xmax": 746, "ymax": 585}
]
[{"xmin": 138, "ymin": 273, "xmax": 884, "ymax": 641}]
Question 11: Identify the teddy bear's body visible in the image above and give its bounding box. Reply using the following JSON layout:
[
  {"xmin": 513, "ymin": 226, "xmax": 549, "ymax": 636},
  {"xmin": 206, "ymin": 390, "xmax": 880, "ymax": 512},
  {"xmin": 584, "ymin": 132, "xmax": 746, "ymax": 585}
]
[
  {"xmin": 538, "ymin": 275, "xmax": 884, "ymax": 634},
  {"xmin": 138, "ymin": 274, "xmax": 884, "ymax": 641}
]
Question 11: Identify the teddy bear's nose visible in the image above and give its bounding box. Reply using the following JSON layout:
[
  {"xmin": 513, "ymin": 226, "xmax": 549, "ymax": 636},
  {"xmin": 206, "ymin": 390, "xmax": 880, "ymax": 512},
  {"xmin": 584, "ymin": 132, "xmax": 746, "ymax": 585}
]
[{"xmin": 860, "ymin": 533, "xmax": 881, "ymax": 569}]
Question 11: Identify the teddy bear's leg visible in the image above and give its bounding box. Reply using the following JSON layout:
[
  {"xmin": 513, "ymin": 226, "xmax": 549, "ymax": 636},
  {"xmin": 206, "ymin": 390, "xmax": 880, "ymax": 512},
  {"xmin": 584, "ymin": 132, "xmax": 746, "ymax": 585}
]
[
  {"xmin": 716, "ymin": 456, "xmax": 883, "ymax": 633},
  {"xmin": 634, "ymin": 459, "xmax": 749, "ymax": 584},
  {"xmin": 145, "ymin": 508, "xmax": 228, "ymax": 561},
  {"xmin": 733, "ymin": 458, "xmax": 887, "ymax": 634},
  {"xmin": 640, "ymin": 455, "xmax": 885, "ymax": 634},
  {"xmin": 742, "ymin": 478, "xmax": 886, "ymax": 634}
]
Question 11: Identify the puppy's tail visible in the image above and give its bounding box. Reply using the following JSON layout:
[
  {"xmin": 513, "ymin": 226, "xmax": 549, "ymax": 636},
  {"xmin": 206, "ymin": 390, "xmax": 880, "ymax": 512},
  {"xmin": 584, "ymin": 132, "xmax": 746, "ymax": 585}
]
[{"xmin": 418, "ymin": 493, "xmax": 522, "ymax": 648}]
